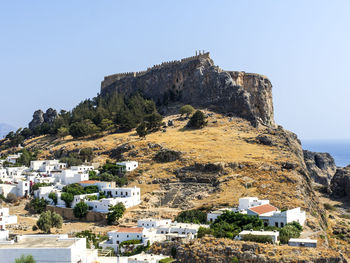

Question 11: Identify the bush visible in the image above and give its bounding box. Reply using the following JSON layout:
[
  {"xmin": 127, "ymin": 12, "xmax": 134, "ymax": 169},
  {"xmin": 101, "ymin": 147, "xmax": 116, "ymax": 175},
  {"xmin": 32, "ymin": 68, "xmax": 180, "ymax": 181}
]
[
  {"xmin": 61, "ymin": 192, "xmax": 74, "ymax": 208},
  {"xmin": 15, "ymin": 255, "xmax": 36, "ymax": 263},
  {"xmin": 107, "ymin": 203, "xmax": 126, "ymax": 225},
  {"xmin": 57, "ymin": 127, "xmax": 69, "ymax": 138},
  {"xmin": 187, "ymin": 110, "xmax": 207, "ymax": 129},
  {"xmin": 197, "ymin": 226, "xmax": 214, "ymax": 238},
  {"xmin": 75, "ymin": 230, "xmax": 108, "ymax": 249},
  {"xmin": 26, "ymin": 198, "xmax": 48, "ymax": 214},
  {"xmin": 179, "ymin": 105, "xmax": 195, "ymax": 117},
  {"xmin": 119, "ymin": 239, "xmax": 141, "ymax": 247},
  {"xmin": 73, "ymin": 202, "xmax": 89, "ymax": 218},
  {"xmin": 241, "ymin": 234, "xmax": 273, "ymax": 244},
  {"xmin": 175, "ymin": 209, "xmax": 207, "ymax": 224},
  {"xmin": 279, "ymin": 222, "xmax": 302, "ymax": 244},
  {"xmin": 36, "ymin": 211, "xmax": 63, "ymax": 233},
  {"xmin": 324, "ymin": 203, "xmax": 336, "ymax": 211},
  {"xmin": 31, "ymin": 182, "xmax": 51, "ymax": 191},
  {"xmin": 159, "ymin": 258, "xmax": 174, "ymax": 263},
  {"xmin": 48, "ymin": 192, "xmax": 58, "ymax": 205},
  {"xmin": 6, "ymin": 193, "xmax": 18, "ymax": 203}
]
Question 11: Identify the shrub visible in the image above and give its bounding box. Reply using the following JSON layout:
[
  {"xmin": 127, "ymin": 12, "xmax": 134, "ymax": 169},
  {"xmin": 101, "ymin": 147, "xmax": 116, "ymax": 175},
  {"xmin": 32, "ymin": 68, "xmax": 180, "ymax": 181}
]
[
  {"xmin": 241, "ymin": 234, "xmax": 273, "ymax": 244},
  {"xmin": 179, "ymin": 105, "xmax": 195, "ymax": 117},
  {"xmin": 84, "ymin": 185, "xmax": 99, "ymax": 194},
  {"xmin": 57, "ymin": 127, "xmax": 69, "ymax": 138},
  {"xmin": 119, "ymin": 239, "xmax": 141, "ymax": 247},
  {"xmin": 159, "ymin": 258, "xmax": 174, "ymax": 263},
  {"xmin": 48, "ymin": 192, "xmax": 58, "ymax": 205},
  {"xmin": 6, "ymin": 193, "xmax": 18, "ymax": 203},
  {"xmin": 26, "ymin": 198, "xmax": 48, "ymax": 214},
  {"xmin": 36, "ymin": 211, "xmax": 63, "ymax": 233},
  {"xmin": 324, "ymin": 203, "xmax": 336, "ymax": 211},
  {"xmin": 73, "ymin": 202, "xmax": 89, "ymax": 218},
  {"xmin": 279, "ymin": 222, "xmax": 302, "ymax": 244},
  {"xmin": 187, "ymin": 110, "xmax": 207, "ymax": 129},
  {"xmin": 15, "ymin": 255, "xmax": 36, "ymax": 263},
  {"xmin": 197, "ymin": 226, "xmax": 214, "ymax": 238},
  {"xmin": 175, "ymin": 209, "xmax": 207, "ymax": 224},
  {"xmin": 61, "ymin": 192, "xmax": 74, "ymax": 208},
  {"xmin": 107, "ymin": 203, "xmax": 126, "ymax": 225}
]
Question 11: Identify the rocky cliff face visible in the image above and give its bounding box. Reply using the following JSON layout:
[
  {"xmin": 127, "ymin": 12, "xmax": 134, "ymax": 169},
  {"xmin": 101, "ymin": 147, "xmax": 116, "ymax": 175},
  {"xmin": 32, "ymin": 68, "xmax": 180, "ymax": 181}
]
[
  {"xmin": 303, "ymin": 150, "xmax": 337, "ymax": 186},
  {"xmin": 330, "ymin": 167, "xmax": 350, "ymax": 200},
  {"xmin": 101, "ymin": 53, "xmax": 275, "ymax": 127},
  {"xmin": 28, "ymin": 108, "xmax": 58, "ymax": 130}
]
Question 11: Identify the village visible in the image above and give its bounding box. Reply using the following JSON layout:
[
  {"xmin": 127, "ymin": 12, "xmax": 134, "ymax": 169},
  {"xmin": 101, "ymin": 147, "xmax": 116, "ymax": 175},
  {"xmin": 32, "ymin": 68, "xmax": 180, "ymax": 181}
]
[{"xmin": 0, "ymin": 153, "xmax": 317, "ymax": 263}]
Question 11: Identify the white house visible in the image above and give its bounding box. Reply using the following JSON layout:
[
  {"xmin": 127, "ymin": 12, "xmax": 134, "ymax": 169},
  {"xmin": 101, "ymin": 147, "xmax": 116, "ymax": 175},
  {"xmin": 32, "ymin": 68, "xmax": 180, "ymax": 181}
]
[
  {"xmin": 0, "ymin": 207, "xmax": 17, "ymax": 230},
  {"xmin": 260, "ymin": 207, "xmax": 306, "ymax": 228},
  {"xmin": 137, "ymin": 219, "xmax": 172, "ymax": 229},
  {"xmin": 207, "ymin": 208, "xmax": 238, "ymax": 223},
  {"xmin": 6, "ymin": 154, "xmax": 22, "ymax": 164},
  {"xmin": 71, "ymin": 165, "xmax": 94, "ymax": 173},
  {"xmin": 79, "ymin": 180, "xmax": 115, "ymax": 189},
  {"xmin": 127, "ymin": 252, "xmax": 169, "ymax": 263},
  {"xmin": 0, "ymin": 234, "xmax": 98, "ymax": 263},
  {"xmin": 247, "ymin": 204, "xmax": 279, "ymax": 217},
  {"xmin": 55, "ymin": 170, "xmax": 89, "ymax": 185},
  {"xmin": 6, "ymin": 167, "xmax": 26, "ymax": 178},
  {"xmin": 116, "ymin": 161, "xmax": 139, "ymax": 172},
  {"xmin": 155, "ymin": 222, "xmax": 208, "ymax": 237},
  {"xmin": 100, "ymin": 227, "xmax": 148, "ymax": 253},
  {"xmin": 0, "ymin": 180, "xmax": 30, "ymax": 197},
  {"xmin": 288, "ymin": 238, "xmax": 317, "ymax": 248},
  {"xmin": 0, "ymin": 169, "xmax": 7, "ymax": 180},
  {"xmin": 238, "ymin": 197, "xmax": 270, "ymax": 211},
  {"xmin": 235, "ymin": 230, "xmax": 280, "ymax": 244}
]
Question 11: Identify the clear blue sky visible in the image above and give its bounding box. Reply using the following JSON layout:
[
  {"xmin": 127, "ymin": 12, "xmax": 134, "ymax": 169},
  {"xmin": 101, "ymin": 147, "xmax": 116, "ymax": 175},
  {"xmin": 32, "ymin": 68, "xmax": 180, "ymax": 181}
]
[{"xmin": 1, "ymin": 0, "xmax": 349, "ymax": 140}]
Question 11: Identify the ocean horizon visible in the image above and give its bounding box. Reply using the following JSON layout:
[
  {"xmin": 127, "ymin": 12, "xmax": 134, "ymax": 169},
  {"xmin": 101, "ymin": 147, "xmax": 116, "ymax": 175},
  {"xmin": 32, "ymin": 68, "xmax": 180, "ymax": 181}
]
[{"xmin": 302, "ymin": 139, "xmax": 350, "ymax": 167}]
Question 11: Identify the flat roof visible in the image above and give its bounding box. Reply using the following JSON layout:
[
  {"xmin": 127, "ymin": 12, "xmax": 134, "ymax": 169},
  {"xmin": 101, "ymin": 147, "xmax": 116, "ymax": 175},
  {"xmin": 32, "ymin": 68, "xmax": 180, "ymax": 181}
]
[
  {"xmin": 0, "ymin": 236, "xmax": 80, "ymax": 249},
  {"xmin": 289, "ymin": 238, "xmax": 317, "ymax": 243},
  {"xmin": 116, "ymin": 227, "xmax": 144, "ymax": 233},
  {"xmin": 240, "ymin": 230, "xmax": 279, "ymax": 236}
]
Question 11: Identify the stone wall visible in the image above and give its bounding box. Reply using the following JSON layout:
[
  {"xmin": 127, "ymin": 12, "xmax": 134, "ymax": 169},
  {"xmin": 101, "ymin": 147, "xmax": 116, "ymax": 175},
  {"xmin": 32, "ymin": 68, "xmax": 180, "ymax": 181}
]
[
  {"xmin": 47, "ymin": 205, "xmax": 106, "ymax": 223},
  {"xmin": 100, "ymin": 52, "xmax": 275, "ymax": 127}
]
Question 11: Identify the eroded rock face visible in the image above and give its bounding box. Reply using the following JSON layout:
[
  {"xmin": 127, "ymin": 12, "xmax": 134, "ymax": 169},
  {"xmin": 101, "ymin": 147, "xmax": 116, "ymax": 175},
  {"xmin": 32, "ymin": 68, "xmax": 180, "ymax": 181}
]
[
  {"xmin": 28, "ymin": 110, "xmax": 44, "ymax": 130},
  {"xmin": 303, "ymin": 150, "xmax": 337, "ymax": 185},
  {"xmin": 331, "ymin": 167, "xmax": 350, "ymax": 200},
  {"xmin": 101, "ymin": 53, "xmax": 275, "ymax": 127},
  {"xmin": 28, "ymin": 108, "xmax": 58, "ymax": 130}
]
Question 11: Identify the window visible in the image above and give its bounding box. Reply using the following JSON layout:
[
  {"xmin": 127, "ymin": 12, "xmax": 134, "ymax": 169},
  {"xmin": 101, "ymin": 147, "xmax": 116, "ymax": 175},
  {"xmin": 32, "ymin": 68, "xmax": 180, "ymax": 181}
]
[
  {"xmin": 280, "ymin": 222, "xmax": 284, "ymax": 227},
  {"xmin": 117, "ymin": 241, "xmax": 119, "ymax": 244},
  {"xmin": 275, "ymin": 222, "xmax": 278, "ymax": 227},
  {"xmin": 127, "ymin": 235, "xmax": 129, "ymax": 238}
]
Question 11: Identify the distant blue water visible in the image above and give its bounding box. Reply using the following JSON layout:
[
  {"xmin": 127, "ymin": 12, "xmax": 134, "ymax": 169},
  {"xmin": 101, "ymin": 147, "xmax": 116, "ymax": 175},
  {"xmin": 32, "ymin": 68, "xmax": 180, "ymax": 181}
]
[{"xmin": 302, "ymin": 140, "xmax": 350, "ymax": 167}]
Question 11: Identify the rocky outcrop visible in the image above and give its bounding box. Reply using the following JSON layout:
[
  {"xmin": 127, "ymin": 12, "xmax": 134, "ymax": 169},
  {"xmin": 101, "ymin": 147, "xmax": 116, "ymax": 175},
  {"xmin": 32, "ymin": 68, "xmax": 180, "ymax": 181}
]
[
  {"xmin": 330, "ymin": 167, "xmax": 350, "ymax": 200},
  {"xmin": 28, "ymin": 108, "xmax": 58, "ymax": 130},
  {"xmin": 150, "ymin": 237, "xmax": 348, "ymax": 263},
  {"xmin": 101, "ymin": 53, "xmax": 275, "ymax": 127},
  {"xmin": 154, "ymin": 148, "xmax": 182, "ymax": 163},
  {"xmin": 303, "ymin": 150, "xmax": 337, "ymax": 185}
]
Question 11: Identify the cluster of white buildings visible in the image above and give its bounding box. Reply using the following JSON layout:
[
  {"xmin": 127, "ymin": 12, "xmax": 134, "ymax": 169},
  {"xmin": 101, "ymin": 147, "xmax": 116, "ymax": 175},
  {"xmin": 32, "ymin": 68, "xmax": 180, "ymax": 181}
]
[
  {"xmin": 207, "ymin": 197, "xmax": 306, "ymax": 228},
  {"xmin": 100, "ymin": 218, "xmax": 208, "ymax": 253},
  {"xmin": 0, "ymin": 157, "xmax": 142, "ymax": 212}
]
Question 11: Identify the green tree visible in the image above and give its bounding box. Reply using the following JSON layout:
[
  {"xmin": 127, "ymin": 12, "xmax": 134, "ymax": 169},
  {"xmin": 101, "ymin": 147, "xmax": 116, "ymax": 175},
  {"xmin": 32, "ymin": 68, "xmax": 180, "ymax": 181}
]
[
  {"xmin": 144, "ymin": 112, "xmax": 163, "ymax": 132},
  {"xmin": 16, "ymin": 149, "xmax": 33, "ymax": 166},
  {"xmin": 57, "ymin": 127, "xmax": 69, "ymax": 138},
  {"xmin": 99, "ymin": 118, "xmax": 114, "ymax": 131},
  {"xmin": 73, "ymin": 202, "xmax": 89, "ymax": 218},
  {"xmin": 61, "ymin": 192, "xmax": 74, "ymax": 208},
  {"xmin": 136, "ymin": 122, "xmax": 147, "ymax": 138},
  {"xmin": 107, "ymin": 203, "xmax": 126, "ymax": 225},
  {"xmin": 179, "ymin": 105, "xmax": 195, "ymax": 117},
  {"xmin": 187, "ymin": 110, "xmax": 207, "ymax": 129},
  {"xmin": 279, "ymin": 222, "xmax": 302, "ymax": 244},
  {"xmin": 26, "ymin": 198, "xmax": 48, "ymax": 214},
  {"xmin": 175, "ymin": 209, "xmax": 207, "ymax": 224},
  {"xmin": 36, "ymin": 211, "xmax": 63, "ymax": 233},
  {"xmin": 48, "ymin": 192, "xmax": 58, "ymax": 205},
  {"xmin": 15, "ymin": 255, "xmax": 36, "ymax": 263}
]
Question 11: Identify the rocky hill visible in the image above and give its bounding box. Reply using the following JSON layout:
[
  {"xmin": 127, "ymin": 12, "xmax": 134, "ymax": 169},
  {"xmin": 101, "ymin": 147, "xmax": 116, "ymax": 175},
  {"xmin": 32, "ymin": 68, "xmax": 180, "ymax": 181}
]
[{"xmin": 101, "ymin": 52, "xmax": 274, "ymax": 127}]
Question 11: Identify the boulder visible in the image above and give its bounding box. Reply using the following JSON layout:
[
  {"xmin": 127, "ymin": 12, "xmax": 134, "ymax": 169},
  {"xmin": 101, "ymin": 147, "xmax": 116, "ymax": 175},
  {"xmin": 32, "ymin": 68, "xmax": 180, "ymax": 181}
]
[{"xmin": 303, "ymin": 150, "xmax": 337, "ymax": 185}]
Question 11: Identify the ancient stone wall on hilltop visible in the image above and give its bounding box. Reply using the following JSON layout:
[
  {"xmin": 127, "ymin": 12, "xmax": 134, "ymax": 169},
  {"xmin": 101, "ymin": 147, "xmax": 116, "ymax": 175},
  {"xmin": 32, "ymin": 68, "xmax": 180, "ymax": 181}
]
[{"xmin": 101, "ymin": 52, "xmax": 275, "ymax": 127}]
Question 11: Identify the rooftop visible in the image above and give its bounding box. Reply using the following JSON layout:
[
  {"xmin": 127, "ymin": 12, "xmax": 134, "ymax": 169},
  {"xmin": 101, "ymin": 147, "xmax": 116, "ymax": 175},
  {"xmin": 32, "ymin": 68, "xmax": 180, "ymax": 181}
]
[
  {"xmin": 248, "ymin": 204, "xmax": 278, "ymax": 215},
  {"xmin": 116, "ymin": 227, "xmax": 144, "ymax": 233},
  {"xmin": 0, "ymin": 235, "xmax": 81, "ymax": 249},
  {"xmin": 289, "ymin": 238, "xmax": 317, "ymax": 243},
  {"xmin": 239, "ymin": 230, "xmax": 279, "ymax": 236},
  {"xmin": 79, "ymin": 180, "xmax": 100, "ymax": 184}
]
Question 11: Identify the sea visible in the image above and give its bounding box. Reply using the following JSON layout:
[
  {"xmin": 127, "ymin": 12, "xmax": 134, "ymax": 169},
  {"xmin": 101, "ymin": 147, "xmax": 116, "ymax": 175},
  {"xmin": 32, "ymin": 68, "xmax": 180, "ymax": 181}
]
[{"xmin": 301, "ymin": 139, "xmax": 350, "ymax": 167}]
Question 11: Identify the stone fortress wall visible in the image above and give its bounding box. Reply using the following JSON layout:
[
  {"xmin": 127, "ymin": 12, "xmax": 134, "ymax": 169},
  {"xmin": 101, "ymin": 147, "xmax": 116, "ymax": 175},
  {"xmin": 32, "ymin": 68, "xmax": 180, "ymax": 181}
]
[{"xmin": 101, "ymin": 51, "xmax": 210, "ymax": 90}]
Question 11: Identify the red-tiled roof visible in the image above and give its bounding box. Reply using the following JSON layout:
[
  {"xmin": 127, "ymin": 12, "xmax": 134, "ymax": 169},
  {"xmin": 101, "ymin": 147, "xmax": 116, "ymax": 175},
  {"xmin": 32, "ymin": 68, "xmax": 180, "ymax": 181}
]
[
  {"xmin": 79, "ymin": 180, "xmax": 100, "ymax": 184},
  {"xmin": 116, "ymin": 227, "xmax": 144, "ymax": 233},
  {"xmin": 248, "ymin": 204, "xmax": 278, "ymax": 215}
]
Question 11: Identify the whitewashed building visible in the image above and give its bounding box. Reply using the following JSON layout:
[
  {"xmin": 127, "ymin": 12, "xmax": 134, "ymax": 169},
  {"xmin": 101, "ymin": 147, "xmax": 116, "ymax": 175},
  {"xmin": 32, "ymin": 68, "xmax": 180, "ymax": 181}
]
[
  {"xmin": 6, "ymin": 154, "xmax": 22, "ymax": 164},
  {"xmin": 156, "ymin": 222, "xmax": 208, "ymax": 238},
  {"xmin": 71, "ymin": 165, "xmax": 94, "ymax": 173},
  {"xmin": 127, "ymin": 252, "xmax": 169, "ymax": 263},
  {"xmin": 235, "ymin": 230, "xmax": 280, "ymax": 244},
  {"xmin": 0, "ymin": 180, "xmax": 30, "ymax": 197},
  {"xmin": 55, "ymin": 169, "xmax": 89, "ymax": 185},
  {"xmin": 79, "ymin": 180, "xmax": 115, "ymax": 189},
  {"xmin": 30, "ymin": 160, "xmax": 67, "ymax": 173},
  {"xmin": 260, "ymin": 207, "xmax": 306, "ymax": 228},
  {"xmin": 238, "ymin": 197, "xmax": 270, "ymax": 211},
  {"xmin": 207, "ymin": 208, "xmax": 238, "ymax": 223},
  {"xmin": 116, "ymin": 161, "xmax": 139, "ymax": 172},
  {"xmin": 137, "ymin": 219, "xmax": 172, "ymax": 229},
  {"xmin": 0, "ymin": 234, "xmax": 98, "ymax": 263},
  {"xmin": 288, "ymin": 238, "xmax": 317, "ymax": 248},
  {"xmin": 0, "ymin": 207, "xmax": 17, "ymax": 241}
]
